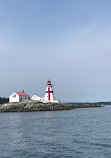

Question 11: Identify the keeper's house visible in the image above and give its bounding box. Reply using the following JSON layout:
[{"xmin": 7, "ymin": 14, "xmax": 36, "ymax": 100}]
[{"xmin": 9, "ymin": 91, "xmax": 30, "ymax": 102}]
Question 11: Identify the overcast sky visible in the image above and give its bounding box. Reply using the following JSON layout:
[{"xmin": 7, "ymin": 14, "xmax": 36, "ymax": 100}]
[{"xmin": 0, "ymin": 0, "xmax": 111, "ymax": 102}]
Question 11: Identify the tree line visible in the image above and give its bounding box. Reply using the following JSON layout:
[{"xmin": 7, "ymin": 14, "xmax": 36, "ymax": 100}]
[{"xmin": 0, "ymin": 97, "xmax": 9, "ymax": 104}]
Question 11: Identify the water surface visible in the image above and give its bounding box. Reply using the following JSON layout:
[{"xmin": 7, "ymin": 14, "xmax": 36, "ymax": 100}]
[{"xmin": 0, "ymin": 106, "xmax": 111, "ymax": 158}]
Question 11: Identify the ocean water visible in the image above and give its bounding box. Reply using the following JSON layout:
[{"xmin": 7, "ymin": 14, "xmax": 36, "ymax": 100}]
[{"xmin": 0, "ymin": 106, "xmax": 111, "ymax": 158}]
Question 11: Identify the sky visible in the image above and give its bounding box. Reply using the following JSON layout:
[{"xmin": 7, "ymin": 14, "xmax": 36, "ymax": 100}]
[{"xmin": 0, "ymin": 0, "xmax": 111, "ymax": 102}]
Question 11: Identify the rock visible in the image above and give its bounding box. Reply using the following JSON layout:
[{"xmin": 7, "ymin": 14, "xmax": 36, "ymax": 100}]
[{"xmin": 0, "ymin": 101, "xmax": 102, "ymax": 112}]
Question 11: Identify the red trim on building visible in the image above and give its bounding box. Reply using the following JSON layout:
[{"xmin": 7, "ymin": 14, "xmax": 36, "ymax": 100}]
[
  {"xmin": 46, "ymin": 91, "xmax": 53, "ymax": 93},
  {"xmin": 48, "ymin": 87, "xmax": 50, "ymax": 101}
]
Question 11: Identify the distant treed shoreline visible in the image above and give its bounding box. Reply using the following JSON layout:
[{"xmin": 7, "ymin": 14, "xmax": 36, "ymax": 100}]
[{"xmin": 0, "ymin": 97, "xmax": 9, "ymax": 104}]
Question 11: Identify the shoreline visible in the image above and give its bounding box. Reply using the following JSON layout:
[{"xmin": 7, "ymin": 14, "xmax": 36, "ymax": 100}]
[{"xmin": 0, "ymin": 101, "xmax": 103, "ymax": 112}]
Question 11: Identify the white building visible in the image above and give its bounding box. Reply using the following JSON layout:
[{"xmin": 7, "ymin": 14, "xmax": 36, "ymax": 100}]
[
  {"xmin": 31, "ymin": 80, "xmax": 59, "ymax": 103},
  {"xmin": 31, "ymin": 94, "xmax": 43, "ymax": 102},
  {"xmin": 9, "ymin": 91, "xmax": 30, "ymax": 103}
]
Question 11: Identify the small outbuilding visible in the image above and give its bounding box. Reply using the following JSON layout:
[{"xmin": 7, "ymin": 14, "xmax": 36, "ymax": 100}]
[
  {"xmin": 31, "ymin": 94, "xmax": 43, "ymax": 102},
  {"xmin": 9, "ymin": 91, "xmax": 30, "ymax": 103}
]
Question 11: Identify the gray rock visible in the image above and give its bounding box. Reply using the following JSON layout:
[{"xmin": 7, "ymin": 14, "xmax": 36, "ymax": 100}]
[{"xmin": 0, "ymin": 101, "xmax": 102, "ymax": 112}]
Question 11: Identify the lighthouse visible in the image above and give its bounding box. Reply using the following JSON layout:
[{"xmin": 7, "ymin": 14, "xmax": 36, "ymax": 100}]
[
  {"xmin": 44, "ymin": 80, "xmax": 59, "ymax": 103},
  {"xmin": 44, "ymin": 80, "xmax": 54, "ymax": 101},
  {"xmin": 31, "ymin": 80, "xmax": 59, "ymax": 103}
]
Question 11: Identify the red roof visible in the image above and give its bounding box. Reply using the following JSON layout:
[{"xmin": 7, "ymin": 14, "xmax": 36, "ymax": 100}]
[
  {"xmin": 15, "ymin": 92, "xmax": 29, "ymax": 96},
  {"xmin": 47, "ymin": 80, "xmax": 51, "ymax": 83}
]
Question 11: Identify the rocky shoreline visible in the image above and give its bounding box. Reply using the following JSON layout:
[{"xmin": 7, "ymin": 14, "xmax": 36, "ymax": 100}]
[{"xmin": 0, "ymin": 101, "xmax": 103, "ymax": 112}]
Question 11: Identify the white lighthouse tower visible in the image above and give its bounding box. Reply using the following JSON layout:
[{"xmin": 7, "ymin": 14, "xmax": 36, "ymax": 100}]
[
  {"xmin": 44, "ymin": 80, "xmax": 59, "ymax": 103},
  {"xmin": 31, "ymin": 80, "xmax": 59, "ymax": 103}
]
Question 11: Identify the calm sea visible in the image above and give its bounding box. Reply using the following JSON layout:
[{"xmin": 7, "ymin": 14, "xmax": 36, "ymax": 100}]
[{"xmin": 0, "ymin": 106, "xmax": 111, "ymax": 158}]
